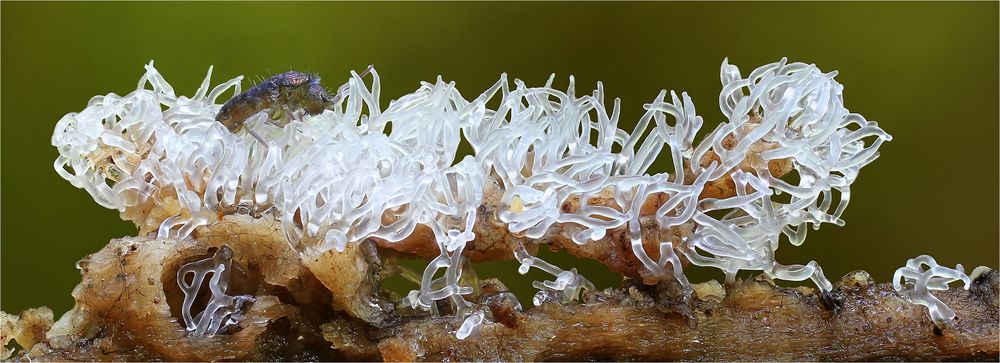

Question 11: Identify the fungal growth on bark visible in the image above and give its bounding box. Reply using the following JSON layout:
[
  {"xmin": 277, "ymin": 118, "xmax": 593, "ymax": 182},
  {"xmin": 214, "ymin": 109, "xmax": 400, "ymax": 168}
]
[
  {"xmin": 892, "ymin": 255, "xmax": 977, "ymax": 327},
  {"xmin": 176, "ymin": 245, "xmax": 255, "ymax": 336},
  {"xmin": 2, "ymin": 58, "xmax": 995, "ymax": 361}
]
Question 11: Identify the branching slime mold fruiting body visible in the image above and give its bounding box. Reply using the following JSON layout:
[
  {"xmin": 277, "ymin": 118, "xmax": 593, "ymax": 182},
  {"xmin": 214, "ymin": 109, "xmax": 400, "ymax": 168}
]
[
  {"xmin": 176, "ymin": 245, "xmax": 255, "ymax": 336},
  {"xmin": 43, "ymin": 57, "xmax": 987, "ymax": 347}
]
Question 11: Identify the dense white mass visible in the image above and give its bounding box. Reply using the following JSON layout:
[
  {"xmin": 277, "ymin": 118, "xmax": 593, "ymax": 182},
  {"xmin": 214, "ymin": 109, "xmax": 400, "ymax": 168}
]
[{"xmin": 54, "ymin": 58, "xmax": 951, "ymax": 338}]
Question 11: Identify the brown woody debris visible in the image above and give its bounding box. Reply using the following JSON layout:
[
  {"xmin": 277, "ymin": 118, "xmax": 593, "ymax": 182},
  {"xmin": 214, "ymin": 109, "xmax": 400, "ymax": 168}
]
[{"xmin": 3, "ymin": 216, "xmax": 997, "ymax": 361}]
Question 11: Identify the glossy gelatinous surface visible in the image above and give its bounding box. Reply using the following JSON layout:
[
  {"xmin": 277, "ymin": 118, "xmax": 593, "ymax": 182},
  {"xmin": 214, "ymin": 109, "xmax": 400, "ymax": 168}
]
[{"xmin": 52, "ymin": 58, "xmax": 896, "ymax": 337}]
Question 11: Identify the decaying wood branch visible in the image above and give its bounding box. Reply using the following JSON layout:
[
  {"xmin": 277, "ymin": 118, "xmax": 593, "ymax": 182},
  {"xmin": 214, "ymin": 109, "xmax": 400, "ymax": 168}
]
[
  {"xmin": 2, "ymin": 215, "xmax": 996, "ymax": 361},
  {"xmin": 379, "ymin": 272, "xmax": 999, "ymax": 361}
]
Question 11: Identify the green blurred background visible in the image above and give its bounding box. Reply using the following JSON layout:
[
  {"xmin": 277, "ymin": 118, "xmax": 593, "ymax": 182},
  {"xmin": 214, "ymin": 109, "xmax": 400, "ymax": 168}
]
[{"xmin": 2, "ymin": 2, "xmax": 998, "ymax": 315}]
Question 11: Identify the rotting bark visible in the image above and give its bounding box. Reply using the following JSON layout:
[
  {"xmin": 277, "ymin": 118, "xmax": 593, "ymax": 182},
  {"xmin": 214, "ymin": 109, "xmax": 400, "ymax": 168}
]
[
  {"xmin": 379, "ymin": 272, "xmax": 999, "ymax": 361},
  {"xmin": 2, "ymin": 217, "xmax": 997, "ymax": 361}
]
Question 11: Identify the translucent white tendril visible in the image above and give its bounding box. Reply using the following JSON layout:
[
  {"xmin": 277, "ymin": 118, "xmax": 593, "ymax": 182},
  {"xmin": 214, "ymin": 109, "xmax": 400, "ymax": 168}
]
[
  {"xmin": 893, "ymin": 255, "xmax": 972, "ymax": 326},
  {"xmin": 176, "ymin": 245, "xmax": 255, "ymax": 336}
]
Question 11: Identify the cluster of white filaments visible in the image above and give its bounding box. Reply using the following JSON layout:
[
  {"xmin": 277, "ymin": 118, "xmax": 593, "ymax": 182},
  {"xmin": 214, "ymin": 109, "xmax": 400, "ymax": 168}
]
[
  {"xmin": 54, "ymin": 58, "xmax": 925, "ymax": 339},
  {"xmin": 176, "ymin": 245, "xmax": 254, "ymax": 335},
  {"xmin": 892, "ymin": 255, "xmax": 979, "ymax": 326}
]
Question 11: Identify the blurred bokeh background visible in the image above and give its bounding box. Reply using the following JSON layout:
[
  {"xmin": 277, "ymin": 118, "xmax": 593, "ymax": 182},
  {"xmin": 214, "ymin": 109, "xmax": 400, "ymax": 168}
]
[{"xmin": 2, "ymin": 2, "xmax": 998, "ymax": 314}]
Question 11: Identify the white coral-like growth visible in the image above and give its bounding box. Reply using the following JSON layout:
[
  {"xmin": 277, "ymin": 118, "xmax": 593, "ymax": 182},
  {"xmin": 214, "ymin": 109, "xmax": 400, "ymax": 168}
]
[
  {"xmin": 893, "ymin": 255, "xmax": 972, "ymax": 326},
  {"xmin": 513, "ymin": 241, "xmax": 595, "ymax": 306},
  {"xmin": 176, "ymin": 245, "xmax": 254, "ymax": 336},
  {"xmin": 53, "ymin": 58, "xmax": 892, "ymax": 339}
]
